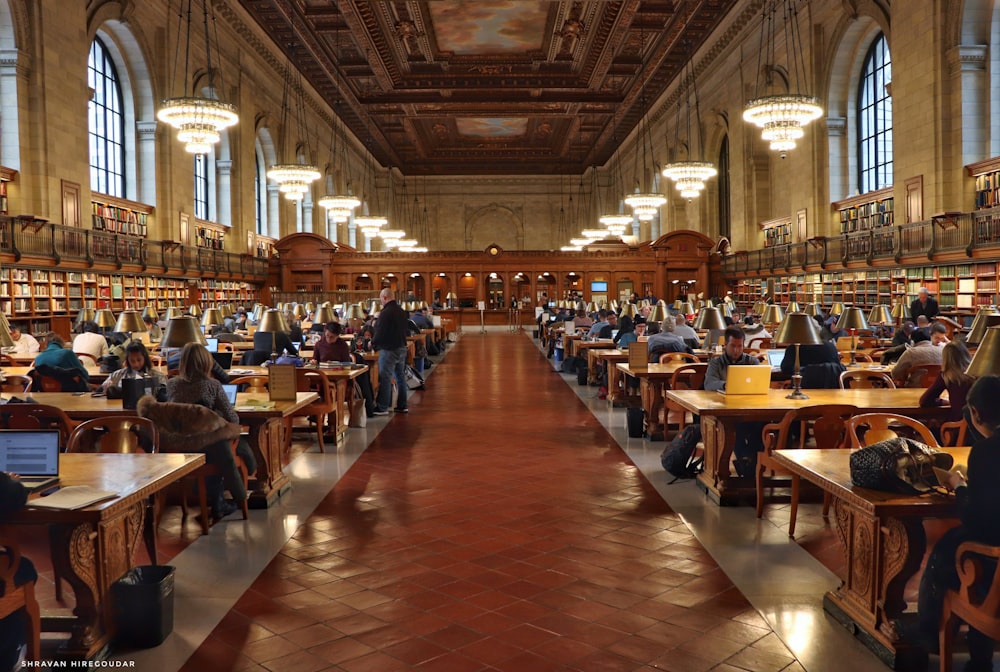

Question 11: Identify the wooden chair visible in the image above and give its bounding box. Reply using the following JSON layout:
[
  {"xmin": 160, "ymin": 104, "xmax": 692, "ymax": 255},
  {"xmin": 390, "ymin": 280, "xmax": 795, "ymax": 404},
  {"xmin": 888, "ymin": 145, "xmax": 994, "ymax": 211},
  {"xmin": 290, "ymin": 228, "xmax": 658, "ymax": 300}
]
[
  {"xmin": 845, "ymin": 413, "xmax": 940, "ymax": 449},
  {"xmin": 0, "ymin": 375, "xmax": 32, "ymax": 394},
  {"xmin": 839, "ymin": 370, "xmax": 896, "ymax": 389},
  {"xmin": 0, "ymin": 404, "xmax": 78, "ymax": 446},
  {"xmin": 757, "ymin": 405, "xmax": 857, "ymax": 536},
  {"xmin": 218, "ymin": 343, "xmax": 235, "ymax": 352},
  {"xmin": 664, "ymin": 364, "xmax": 708, "ymax": 435},
  {"xmin": 658, "ymin": 352, "xmax": 699, "ymax": 364},
  {"xmin": 909, "ymin": 364, "xmax": 942, "ymax": 388},
  {"xmin": 867, "ymin": 347, "xmax": 890, "ymax": 362},
  {"xmin": 74, "ymin": 352, "xmax": 100, "ymax": 367},
  {"xmin": 747, "ymin": 337, "xmax": 772, "ymax": 350},
  {"xmin": 286, "ymin": 370, "xmax": 336, "ymax": 453},
  {"xmin": 939, "ymin": 419, "xmax": 968, "ymax": 447},
  {"xmin": 839, "ymin": 351, "xmax": 873, "ymax": 364},
  {"xmin": 28, "ymin": 365, "xmax": 90, "ymax": 392},
  {"xmin": 0, "ymin": 537, "xmax": 40, "ymax": 664},
  {"xmin": 183, "ymin": 438, "xmax": 249, "ymax": 535},
  {"xmin": 230, "ymin": 375, "xmax": 269, "ymax": 394},
  {"xmin": 939, "ymin": 542, "xmax": 1000, "ymax": 672},
  {"xmin": 0, "ymin": 353, "xmax": 17, "ymax": 366}
]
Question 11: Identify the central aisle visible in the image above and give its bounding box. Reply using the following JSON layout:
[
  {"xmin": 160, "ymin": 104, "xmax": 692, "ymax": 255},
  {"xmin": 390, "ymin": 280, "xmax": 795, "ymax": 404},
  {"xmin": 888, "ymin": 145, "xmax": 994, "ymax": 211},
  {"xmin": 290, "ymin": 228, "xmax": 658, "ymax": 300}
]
[{"xmin": 183, "ymin": 333, "xmax": 800, "ymax": 671}]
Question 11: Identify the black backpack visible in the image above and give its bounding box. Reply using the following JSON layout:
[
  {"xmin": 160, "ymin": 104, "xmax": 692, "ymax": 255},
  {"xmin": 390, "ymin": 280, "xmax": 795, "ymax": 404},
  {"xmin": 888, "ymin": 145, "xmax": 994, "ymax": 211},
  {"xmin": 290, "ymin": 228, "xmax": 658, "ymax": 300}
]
[{"xmin": 660, "ymin": 424, "xmax": 704, "ymax": 483}]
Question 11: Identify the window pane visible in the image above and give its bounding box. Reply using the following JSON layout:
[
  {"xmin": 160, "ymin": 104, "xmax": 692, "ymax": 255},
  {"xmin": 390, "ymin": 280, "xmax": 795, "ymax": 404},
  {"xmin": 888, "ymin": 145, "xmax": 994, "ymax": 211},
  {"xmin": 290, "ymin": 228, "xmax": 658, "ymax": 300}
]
[
  {"xmin": 856, "ymin": 33, "xmax": 893, "ymax": 193},
  {"xmin": 87, "ymin": 38, "xmax": 125, "ymax": 198}
]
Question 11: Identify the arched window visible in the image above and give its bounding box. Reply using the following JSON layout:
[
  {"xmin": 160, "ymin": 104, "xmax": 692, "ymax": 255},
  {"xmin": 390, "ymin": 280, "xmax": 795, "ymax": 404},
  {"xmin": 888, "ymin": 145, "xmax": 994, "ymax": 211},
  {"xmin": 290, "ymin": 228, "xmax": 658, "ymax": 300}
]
[
  {"xmin": 88, "ymin": 38, "xmax": 125, "ymax": 197},
  {"xmin": 717, "ymin": 136, "xmax": 731, "ymax": 239},
  {"xmin": 194, "ymin": 154, "xmax": 209, "ymax": 220},
  {"xmin": 857, "ymin": 33, "xmax": 892, "ymax": 193}
]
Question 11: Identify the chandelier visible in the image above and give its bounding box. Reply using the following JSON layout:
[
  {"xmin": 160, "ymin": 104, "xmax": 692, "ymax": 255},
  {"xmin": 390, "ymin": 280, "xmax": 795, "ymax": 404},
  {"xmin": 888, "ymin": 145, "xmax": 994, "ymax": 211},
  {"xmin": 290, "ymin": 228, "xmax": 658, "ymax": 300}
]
[
  {"xmin": 267, "ymin": 52, "xmax": 320, "ymax": 201},
  {"xmin": 742, "ymin": 0, "xmax": 823, "ymax": 156},
  {"xmin": 661, "ymin": 45, "xmax": 717, "ymax": 199},
  {"xmin": 582, "ymin": 228, "xmax": 608, "ymax": 240},
  {"xmin": 355, "ymin": 215, "xmax": 387, "ymax": 238},
  {"xmin": 569, "ymin": 237, "xmax": 593, "ymax": 247},
  {"xmin": 158, "ymin": 0, "xmax": 238, "ymax": 154},
  {"xmin": 623, "ymin": 23, "xmax": 667, "ymax": 223},
  {"xmin": 624, "ymin": 190, "xmax": 666, "ymax": 222},
  {"xmin": 561, "ymin": 245, "xmax": 584, "ymax": 252},
  {"xmin": 318, "ymin": 112, "xmax": 361, "ymax": 220}
]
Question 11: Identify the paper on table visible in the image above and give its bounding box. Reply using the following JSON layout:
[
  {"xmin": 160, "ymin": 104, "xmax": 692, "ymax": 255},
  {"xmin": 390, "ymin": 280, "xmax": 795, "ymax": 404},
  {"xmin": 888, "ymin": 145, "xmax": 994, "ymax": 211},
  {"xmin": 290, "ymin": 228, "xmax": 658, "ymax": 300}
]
[{"xmin": 28, "ymin": 486, "xmax": 118, "ymax": 510}]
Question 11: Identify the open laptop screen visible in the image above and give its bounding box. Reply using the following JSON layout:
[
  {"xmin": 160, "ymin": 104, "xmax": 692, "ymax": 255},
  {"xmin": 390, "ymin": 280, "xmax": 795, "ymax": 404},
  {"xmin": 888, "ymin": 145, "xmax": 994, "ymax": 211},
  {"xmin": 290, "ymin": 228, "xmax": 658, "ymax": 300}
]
[
  {"xmin": 0, "ymin": 430, "xmax": 60, "ymax": 490},
  {"xmin": 204, "ymin": 337, "xmax": 219, "ymax": 353},
  {"xmin": 221, "ymin": 384, "xmax": 238, "ymax": 405},
  {"xmin": 766, "ymin": 349, "xmax": 786, "ymax": 368}
]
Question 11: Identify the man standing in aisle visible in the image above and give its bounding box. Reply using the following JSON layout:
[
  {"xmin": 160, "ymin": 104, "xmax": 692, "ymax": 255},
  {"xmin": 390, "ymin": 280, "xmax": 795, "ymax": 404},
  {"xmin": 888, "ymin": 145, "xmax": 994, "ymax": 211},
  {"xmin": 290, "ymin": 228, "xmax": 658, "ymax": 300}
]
[
  {"xmin": 372, "ymin": 288, "xmax": 410, "ymax": 415},
  {"xmin": 7, "ymin": 324, "xmax": 39, "ymax": 355},
  {"xmin": 910, "ymin": 287, "xmax": 939, "ymax": 323}
]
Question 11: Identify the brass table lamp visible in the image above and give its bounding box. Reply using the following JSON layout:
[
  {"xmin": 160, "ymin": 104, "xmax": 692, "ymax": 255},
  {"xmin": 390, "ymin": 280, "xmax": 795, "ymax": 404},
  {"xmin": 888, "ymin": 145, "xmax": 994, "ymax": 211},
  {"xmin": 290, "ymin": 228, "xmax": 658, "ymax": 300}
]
[
  {"xmin": 94, "ymin": 309, "xmax": 117, "ymax": 334},
  {"xmin": 775, "ymin": 312, "xmax": 823, "ymax": 399},
  {"xmin": 258, "ymin": 309, "xmax": 287, "ymax": 362},
  {"xmin": 836, "ymin": 306, "xmax": 869, "ymax": 365},
  {"xmin": 161, "ymin": 316, "xmax": 207, "ymax": 349},
  {"xmin": 967, "ymin": 326, "xmax": 1000, "ymax": 376},
  {"xmin": 760, "ymin": 304, "xmax": 785, "ymax": 332},
  {"xmin": 966, "ymin": 310, "xmax": 1000, "ymax": 345}
]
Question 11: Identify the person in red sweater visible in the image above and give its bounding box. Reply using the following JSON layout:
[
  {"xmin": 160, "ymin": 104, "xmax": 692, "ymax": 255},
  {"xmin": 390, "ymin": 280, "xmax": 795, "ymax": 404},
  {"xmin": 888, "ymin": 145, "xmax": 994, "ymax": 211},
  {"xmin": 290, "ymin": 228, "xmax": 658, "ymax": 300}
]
[{"xmin": 311, "ymin": 322, "xmax": 352, "ymax": 364}]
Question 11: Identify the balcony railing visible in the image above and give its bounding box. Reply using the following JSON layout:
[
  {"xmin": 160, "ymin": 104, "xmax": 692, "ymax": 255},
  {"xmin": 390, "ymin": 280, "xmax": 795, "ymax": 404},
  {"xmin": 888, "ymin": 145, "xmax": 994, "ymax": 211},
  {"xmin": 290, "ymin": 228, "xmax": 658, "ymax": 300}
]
[
  {"xmin": 721, "ymin": 206, "xmax": 1000, "ymax": 275},
  {"xmin": 0, "ymin": 216, "xmax": 269, "ymax": 279}
]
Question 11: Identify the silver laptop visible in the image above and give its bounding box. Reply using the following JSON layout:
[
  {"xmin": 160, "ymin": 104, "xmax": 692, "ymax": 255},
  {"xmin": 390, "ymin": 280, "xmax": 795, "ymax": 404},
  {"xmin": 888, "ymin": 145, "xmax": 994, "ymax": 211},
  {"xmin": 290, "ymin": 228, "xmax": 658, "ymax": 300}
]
[
  {"xmin": 205, "ymin": 337, "xmax": 219, "ymax": 353},
  {"xmin": 0, "ymin": 429, "xmax": 61, "ymax": 491},
  {"xmin": 766, "ymin": 348, "xmax": 786, "ymax": 371},
  {"xmin": 221, "ymin": 384, "xmax": 238, "ymax": 405}
]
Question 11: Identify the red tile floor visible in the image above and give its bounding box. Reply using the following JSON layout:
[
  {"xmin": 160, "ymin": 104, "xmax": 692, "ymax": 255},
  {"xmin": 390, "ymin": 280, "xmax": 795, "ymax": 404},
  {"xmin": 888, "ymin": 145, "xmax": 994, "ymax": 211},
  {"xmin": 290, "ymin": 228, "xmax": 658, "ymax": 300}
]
[{"xmin": 180, "ymin": 334, "xmax": 804, "ymax": 672}]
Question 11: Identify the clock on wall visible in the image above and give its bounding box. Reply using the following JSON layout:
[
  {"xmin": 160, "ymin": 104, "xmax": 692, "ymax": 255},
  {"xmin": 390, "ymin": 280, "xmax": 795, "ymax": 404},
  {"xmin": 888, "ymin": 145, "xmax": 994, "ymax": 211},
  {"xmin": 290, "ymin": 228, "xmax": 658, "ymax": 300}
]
[{"xmin": 486, "ymin": 244, "xmax": 502, "ymax": 257}]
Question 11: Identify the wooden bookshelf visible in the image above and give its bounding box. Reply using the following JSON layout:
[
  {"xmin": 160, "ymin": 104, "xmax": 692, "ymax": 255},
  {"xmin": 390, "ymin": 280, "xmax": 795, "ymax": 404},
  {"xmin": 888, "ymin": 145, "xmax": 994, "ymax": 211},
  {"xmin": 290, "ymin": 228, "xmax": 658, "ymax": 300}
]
[
  {"xmin": 834, "ymin": 188, "xmax": 895, "ymax": 258},
  {"xmin": 195, "ymin": 219, "xmax": 226, "ymax": 250},
  {"xmin": 759, "ymin": 216, "xmax": 792, "ymax": 248},
  {"xmin": 91, "ymin": 193, "xmax": 151, "ymax": 237},
  {"xmin": 0, "ymin": 166, "xmax": 15, "ymax": 215},
  {"xmin": 968, "ymin": 157, "xmax": 1000, "ymax": 210}
]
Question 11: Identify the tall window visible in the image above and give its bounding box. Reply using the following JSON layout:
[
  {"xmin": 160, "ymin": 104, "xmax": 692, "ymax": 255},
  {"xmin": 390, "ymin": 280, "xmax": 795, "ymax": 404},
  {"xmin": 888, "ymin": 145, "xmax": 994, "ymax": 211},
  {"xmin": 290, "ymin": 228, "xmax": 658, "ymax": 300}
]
[
  {"xmin": 194, "ymin": 154, "xmax": 209, "ymax": 219},
  {"xmin": 857, "ymin": 33, "xmax": 892, "ymax": 193},
  {"xmin": 255, "ymin": 149, "xmax": 263, "ymax": 234},
  {"xmin": 88, "ymin": 38, "xmax": 124, "ymax": 197},
  {"xmin": 717, "ymin": 136, "xmax": 731, "ymax": 239}
]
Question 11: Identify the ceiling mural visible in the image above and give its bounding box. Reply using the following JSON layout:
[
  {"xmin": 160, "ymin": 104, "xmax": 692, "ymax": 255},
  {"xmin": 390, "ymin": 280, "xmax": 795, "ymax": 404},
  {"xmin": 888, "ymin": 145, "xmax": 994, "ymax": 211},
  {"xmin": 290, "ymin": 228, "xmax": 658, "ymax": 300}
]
[
  {"xmin": 455, "ymin": 118, "xmax": 529, "ymax": 138},
  {"xmin": 234, "ymin": 0, "xmax": 743, "ymax": 175},
  {"xmin": 428, "ymin": 1, "xmax": 549, "ymax": 55}
]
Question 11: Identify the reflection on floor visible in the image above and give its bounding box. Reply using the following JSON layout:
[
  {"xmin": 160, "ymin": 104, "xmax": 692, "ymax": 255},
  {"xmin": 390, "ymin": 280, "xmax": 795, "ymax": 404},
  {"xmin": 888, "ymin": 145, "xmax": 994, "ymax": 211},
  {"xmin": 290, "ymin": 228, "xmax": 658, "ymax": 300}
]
[{"xmin": 31, "ymin": 331, "xmax": 953, "ymax": 670}]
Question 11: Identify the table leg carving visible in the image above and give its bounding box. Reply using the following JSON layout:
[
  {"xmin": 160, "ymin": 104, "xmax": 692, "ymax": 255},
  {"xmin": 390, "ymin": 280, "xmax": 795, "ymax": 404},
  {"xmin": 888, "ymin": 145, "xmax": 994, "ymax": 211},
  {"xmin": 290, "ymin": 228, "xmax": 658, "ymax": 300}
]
[
  {"xmin": 246, "ymin": 418, "xmax": 291, "ymax": 508},
  {"xmin": 879, "ymin": 517, "xmax": 925, "ymax": 631}
]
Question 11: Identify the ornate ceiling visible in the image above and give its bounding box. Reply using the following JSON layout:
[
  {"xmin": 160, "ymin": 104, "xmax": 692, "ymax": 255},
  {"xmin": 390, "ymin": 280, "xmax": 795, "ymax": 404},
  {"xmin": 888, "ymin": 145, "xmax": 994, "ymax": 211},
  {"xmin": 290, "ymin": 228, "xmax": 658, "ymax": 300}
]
[{"xmin": 237, "ymin": 0, "xmax": 740, "ymax": 175}]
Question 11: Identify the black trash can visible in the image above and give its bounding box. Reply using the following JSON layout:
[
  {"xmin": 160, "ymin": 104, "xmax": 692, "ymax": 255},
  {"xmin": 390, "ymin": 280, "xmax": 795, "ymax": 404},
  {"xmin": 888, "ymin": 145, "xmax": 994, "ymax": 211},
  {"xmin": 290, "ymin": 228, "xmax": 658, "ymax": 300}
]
[{"xmin": 112, "ymin": 565, "xmax": 175, "ymax": 648}]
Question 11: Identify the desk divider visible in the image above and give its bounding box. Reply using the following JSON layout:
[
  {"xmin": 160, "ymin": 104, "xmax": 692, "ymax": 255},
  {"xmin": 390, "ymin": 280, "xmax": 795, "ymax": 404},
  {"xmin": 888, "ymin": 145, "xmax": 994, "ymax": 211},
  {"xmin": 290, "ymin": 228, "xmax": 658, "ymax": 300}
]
[{"xmin": 628, "ymin": 343, "xmax": 648, "ymax": 371}]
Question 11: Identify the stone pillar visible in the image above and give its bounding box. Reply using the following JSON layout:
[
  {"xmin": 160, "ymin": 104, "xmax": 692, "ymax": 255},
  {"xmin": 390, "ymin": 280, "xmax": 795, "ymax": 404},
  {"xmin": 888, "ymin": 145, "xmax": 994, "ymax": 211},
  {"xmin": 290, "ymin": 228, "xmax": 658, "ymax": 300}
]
[
  {"xmin": 267, "ymin": 183, "xmax": 280, "ymax": 239},
  {"xmin": 826, "ymin": 116, "xmax": 847, "ymax": 201},
  {"xmin": 0, "ymin": 49, "xmax": 26, "ymax": 172},
  {"xmin": 216, "ymin": 159, "xmax": 233, "ymax": 227},
  {"xmin": 947, "ymin": 45, "xmax": 988, "ymax": 167},
  {"xmin": 302, "ymin": 196, "xmax": 313, "ymax": 234},
  {"xmin": 136, "ymin": 121, "xmax": 159, "ymax": 207}
]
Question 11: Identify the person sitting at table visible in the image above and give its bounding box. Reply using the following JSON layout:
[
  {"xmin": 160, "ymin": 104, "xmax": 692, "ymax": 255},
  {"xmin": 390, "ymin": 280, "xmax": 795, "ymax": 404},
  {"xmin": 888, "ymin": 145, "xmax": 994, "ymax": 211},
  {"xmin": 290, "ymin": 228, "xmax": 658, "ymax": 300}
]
[
  {"xmin": 613, "ymin": 315, "xmax": 637, "ymax": 348},
  {"xmin": 0, "ymin": 471, "xmax": 37, "ymax": 672},
  {"xmin": 586, "ymin": 310, "xmax": 610, "ymax": 338},
  {"xmin": 72, "ymin": 321, "xmax": 109, "ymax": 362},
  {"xmin": 930, "ymin": 322, "xmax": 950, "ymax": 347},
  {"xmin": 673, "ymin": 314, "xmax": 701, "ymax": 349},
  {"xmin": 909, "ymin": 375, "xmax": 1000, "ymax": 672},
  {"xmin": 573, "ymin": 309, "xmax": 593, "ymax": 329},
  {"xmin": 595, "ymin": 312, "xmax": 617, "ymax": 340},
  {"xmin": 705, "ymin": 326, "xmax": 766, "ymax": 477},
  {"xmin": 779, "ymin": 336, "xmax": 844, "ymax": 389},
  {"xmin": 892, "ymin": 329, "xmax": 942, "ymax": 387},
  {"xmin": 142, "ymin": 316, "xmax": 162, "ymax": 343},
  {"xmin": 252, "ymin": 325, "xmax": 298, "ymax": 358},
  {"xmin": 100, "ymin": 341, "xmax": 166, "ymax": 393},
  {"xmin": 919, "ymin": 340, "xmax": 973, "ymax": 422},
  {"xmin": 166, "ymin": 349, "xmax": 230, "ymax": 384},
  {"xmin": 165, "ymin": 343, "xmax": 256, "ymax": 519},
  {"xmin": 34, "ymin": 332, "xmax": 89, "ymax": 380},
  {"xmin": 312, "ymin": 322, "xmax": 352, "ymax": 364},
  {"xmin": 646, "ymin": 318, "xmax": 691, "ymax": 362},
  {"xmin": 7, "ymin": 324, "xmax": 39, "ymax": 355},
  {"xmin": 893, "ymin": 321, "xmax": 915, "ymax": 347}
]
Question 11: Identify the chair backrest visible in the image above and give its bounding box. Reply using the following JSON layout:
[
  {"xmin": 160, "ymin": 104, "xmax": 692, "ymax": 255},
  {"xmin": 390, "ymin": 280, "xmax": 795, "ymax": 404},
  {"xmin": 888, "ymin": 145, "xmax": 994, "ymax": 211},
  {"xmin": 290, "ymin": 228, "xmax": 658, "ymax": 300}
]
[
  {"xmin": 75, "ymin": 352, "xmax": 99, "ymax": 366},
  {"xmin": 944, "ymin": 541, "xmax": 1000, "ymax": 648},
  {"xmin": 845, "ymin": 413, "xmax": 940, "ymax": 449},
  {"xmin": 939, "ymin": 419, "xmax": 968, "ymax": 447},
  {"xmin": 839, "ymin": 370, "xmax": 896, "ymax": 389},
  {"xmin": 230, "ymin": 375, "xmax": 269, "ymax": 394},
  {"xmin": 66, "ymin": 416, "xmax": 158, "ymax": 454},
  {"xmin": 0, "ymin": 354, "xmax": 16, "ymax": 366},
  {"xmin": 906, "ymin": 364, "xmax": 942, "ymax": 388},
  {"xmin": 659, "ymin": 352, "xmax": 699, "ymax": 364},
  {"xmin": 0, "ymin": 375, "xmax": 32, "ymax": 394},
  {"xmin": 29, "ymin": 365, "xmax": 89, "ymax": 392},
  {"xmin": 295, "ymin": 369, "xmax": 334, "ymax": 409},
  {"xmin": 0, "ymin": 404, "xmax": 78, "ymax": 446},
  {"xmin": 867, "ymin": 347, "xmax": 890, "ymax": 361},
  {"xmin": 839, "ymin": 351, "xmax": 873, "ymax": 364},
  {"xmin": 218, "ymin": 342, "xmax": 235, "ymax": 352},
  {"xmin": 762, "ymin": 405, "xmax": 858, "ymax": 453},
  {"xmin": 747, "ymin": 337, "xmax": 772, "ymax": 349},
  {"xmin": 669, "ymin": 363, "xmax": 708, "ymax": 392}
]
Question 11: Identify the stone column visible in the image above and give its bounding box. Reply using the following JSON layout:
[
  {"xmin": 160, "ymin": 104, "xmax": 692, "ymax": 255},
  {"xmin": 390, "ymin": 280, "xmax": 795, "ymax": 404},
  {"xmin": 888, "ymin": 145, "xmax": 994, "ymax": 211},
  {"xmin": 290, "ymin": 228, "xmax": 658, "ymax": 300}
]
[
  {"xmin": 136, "ymin": 121, "xmax": 159, "ymax": 206},
  {"xmin": 947, "ymin": 45, "xmax": 988, "ymax": 167},
  {"xmin": 216, "ymin": 159, "xmax": 232, "ymax": 227},
  {"xmin": 267, "ymin": 183, "xmax": 280, "ymax": 239},
  {"xmin": 0, "ymin": 49, "xmax": 26, "ymax": 172}
]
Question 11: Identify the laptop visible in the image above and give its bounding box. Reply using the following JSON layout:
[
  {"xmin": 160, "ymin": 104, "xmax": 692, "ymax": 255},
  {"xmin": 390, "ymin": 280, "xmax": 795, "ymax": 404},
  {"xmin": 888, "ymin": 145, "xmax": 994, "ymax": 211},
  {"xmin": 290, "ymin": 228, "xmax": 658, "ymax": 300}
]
[
  {"xmin": 221, "ymin": 384, "xmax": 238, "ymax": 405},
  {"xmin": 211, "ymin": 351, "xmax": 234, "ymax": 369},
  {"xmin": 204, "ymin": 337, "xmax": 219, "ymax": 353},
  {"xmin": 766, "ymin": 348, "xmax": 786, "ymax": 371},
  {"xmin": 719, "ymin": 365, "xmax": 772, "ymax": 395},
  {"xmin": 0, "ymin": 430, "xmax": 61, "ymax": 491}
]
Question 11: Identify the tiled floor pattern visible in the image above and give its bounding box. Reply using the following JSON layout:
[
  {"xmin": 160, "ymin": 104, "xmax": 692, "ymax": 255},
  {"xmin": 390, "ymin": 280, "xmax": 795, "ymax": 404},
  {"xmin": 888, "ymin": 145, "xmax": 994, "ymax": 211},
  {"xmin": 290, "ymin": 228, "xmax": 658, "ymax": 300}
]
[{"xmin": 183, "ymin": 334, "xmax": 803, "ymax": 672}]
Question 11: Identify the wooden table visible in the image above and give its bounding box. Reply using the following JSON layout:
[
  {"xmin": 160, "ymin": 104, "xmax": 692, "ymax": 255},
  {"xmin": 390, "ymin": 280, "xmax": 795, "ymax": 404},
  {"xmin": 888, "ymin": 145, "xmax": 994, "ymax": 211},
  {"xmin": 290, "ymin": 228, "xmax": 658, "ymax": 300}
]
[
  {"xmin": 771, "ymin": 447, "xmax": 968, "ymax": 670},
  {"xmin": 26, "ymin": 391, "xmax": 318, "ymax": 509},
  {"xmin": 663, "ymin": 389, "xmax": 953, "ymax": 505},
  {"xmin": 7, "ymin": 453, "xmax": 204, "ymax": 659},
  {"xmin": 233, "ymin": 365, "xmax": 369, "ymax": 446},
  {"xmin": 595, "ymin": 350, "xmax": 631, "ymax": 404},
  {"xmin": 616, "ymin": 362, "xmax": 701, "ymax": 440}
]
